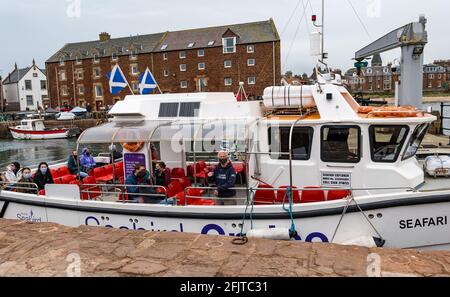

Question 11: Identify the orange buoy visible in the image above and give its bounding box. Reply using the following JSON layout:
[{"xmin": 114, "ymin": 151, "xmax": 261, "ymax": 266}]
[{"xmin": 122, "ymin": 142, "xmax": 145, "ymax": 152}]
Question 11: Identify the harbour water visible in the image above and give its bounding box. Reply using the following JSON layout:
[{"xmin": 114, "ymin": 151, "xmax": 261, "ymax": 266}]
[{"xmin": 0, "ymin": 139, "xmax": 111, "ymax": 170}]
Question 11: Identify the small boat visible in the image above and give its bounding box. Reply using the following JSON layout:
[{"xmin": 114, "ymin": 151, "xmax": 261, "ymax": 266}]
[{"xmin": 8, "ymin": 119, "xmax": 78, "ymax": 140}]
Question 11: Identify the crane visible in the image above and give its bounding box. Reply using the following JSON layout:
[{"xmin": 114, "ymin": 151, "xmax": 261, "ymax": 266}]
[{"xmin": 354, "ymin": 16, "xmax": 428, "ymax": 108}]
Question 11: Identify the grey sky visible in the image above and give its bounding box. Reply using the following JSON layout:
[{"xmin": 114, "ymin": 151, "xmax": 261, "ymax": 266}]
[{"xmin": 0, "ymin": 0, "xmax": 448, "ymax": 78}]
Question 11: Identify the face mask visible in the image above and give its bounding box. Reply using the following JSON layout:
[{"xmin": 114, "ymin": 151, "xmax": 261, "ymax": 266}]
[
  {"xmin": 23, "ymin": 173, "xmax": 32, "ymax": 179},
  {"xmin": 86, "ymin": 152, "xmax": 91, "ymax": 156},
  {"xmin": 219, "ymin": 159, "xmax": 228, "ymax": 165},
  {"xmin": 40, "ymin": 168, "xmax": 48, "ymax": 174}
]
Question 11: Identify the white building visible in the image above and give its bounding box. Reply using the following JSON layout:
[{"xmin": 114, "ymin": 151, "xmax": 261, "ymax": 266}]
[{"xmin": 2, "ymin": 60, "xmax": 48, "ymax": 111}]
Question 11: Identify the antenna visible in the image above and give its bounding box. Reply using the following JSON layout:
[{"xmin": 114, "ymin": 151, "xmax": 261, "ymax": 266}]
[{"xmin": 312, "ymin": 0, "xmax": 327, "ymax": 61}]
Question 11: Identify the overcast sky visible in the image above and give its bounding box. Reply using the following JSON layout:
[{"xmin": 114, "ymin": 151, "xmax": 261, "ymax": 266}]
[{"xmin": 0, "ymin": 0, "xmax": 448, "ymax": 78}]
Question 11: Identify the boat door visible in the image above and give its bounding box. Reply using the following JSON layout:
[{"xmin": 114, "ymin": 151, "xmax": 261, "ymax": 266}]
[{"xmin": 318, "ymin": 125, "xmax": 363, "ymax": 191}]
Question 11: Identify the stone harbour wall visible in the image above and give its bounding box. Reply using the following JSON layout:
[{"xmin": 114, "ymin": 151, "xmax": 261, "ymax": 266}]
[{"xmin": 0, "ymin": 219, "xmax": 449, "ymax": 277}]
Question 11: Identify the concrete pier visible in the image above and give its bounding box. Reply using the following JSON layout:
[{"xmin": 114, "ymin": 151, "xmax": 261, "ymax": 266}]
[{"xmin": 0, "ymin": 219, "xmax": 449, "ymax": 277}]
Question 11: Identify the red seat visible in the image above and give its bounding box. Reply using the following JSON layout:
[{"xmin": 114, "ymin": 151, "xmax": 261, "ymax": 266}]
[
  {"xmin": 50, "ymin": 169, "xmax": 59, "ymax": 179},
  {"xmin": 54, "ymin": 177, "xmax": 63, "ymax": 184},
  {"xmin": 254, "ymin": 184, "xmax": 276, "ymax": 205},
  {"xmin": 57, "ymin": 166, "xmax": 71, "ymax": 177},
  {"xmin": 276, "ymin": 186, "xmax": 301, "ymax": 204},
  {"xmin": 114, "ymin": 162, "xmax": 124, "ymax": 177},
  {"xmin": 93, "ymin": 166, "xmax": 113, "ymax": 183},
  {"xmin": 172, "ymin": 177, "xmax": 192, "ymax": 189},
  {"xmin": 93, "ymin": 167, "xmax": 105, "ymax": 180},
  {"xmin": 82, "ymin": 176, "xmax": 101, "ymax": 200},
  {"xmin": 167, "ymin": 180, "xmax": 184, "ymax": 198},
  {"xmin": 176, "ymin": 188, "xmax": 211, "ymax": 205},
  {"xmin": 302, "ymin": 186, "xmax": 326, "ymax": 203},
  {"xmin": 61, "ymin": 175, "xmax": 77, "ymax": 184},
  {"xmin": 70, "ymin": 180, "xmax": 88, "ymax": 200},
  {"xmin": 38, "ymin": 189, "xmax": 46, "ymax": 196},
  {"xmin": 233, "ymin": 163, "xmax": 245, "ymax": 184},
  {"xmin": 328, "ymin": 189, "xmax": 352, "ymax": 201},
  {"xmin": 171, "ymin": 168, "xmax": 186, "ymax": 179}
]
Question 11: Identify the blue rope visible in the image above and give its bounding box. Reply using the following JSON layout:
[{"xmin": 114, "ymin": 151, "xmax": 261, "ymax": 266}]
[
  {"xmin": 282, "ymin": 187, "xmax": 297, "ymax": 238},
  {"xmin": 239, "ymin": 187, "xmax": 255, "ymax": 237}
]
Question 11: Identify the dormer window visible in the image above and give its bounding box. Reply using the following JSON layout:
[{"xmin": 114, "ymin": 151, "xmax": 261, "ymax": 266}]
[
  {"xmin": 161, "ymin": 44, "xmax": 168, "ymax": 50},
  {"xmin": 223, "ymin": 37, "xmax": 236, "ymax": 53},
  {"xmin": 93, "ymin": 54, "xmax": 99, "ymax": 63},
  {"xmin": 59, "ymin": 58, "xmax": 65, "ymax": 66},
  {"xmin": 187, "ymin": 42, "xmax": 195, "ymax": 48},
  {"xmin": 130, "ymin": 50, "xmax": 137, "ymax": 59},
  {"xmin": 112, "ymin": 53, "xmax": 118, "ymax": 61},
  {"xmin": 207, "ymin": 41, "xmax": 215, "ymax": 46},
  {"xmin": 75, "ymin": 56, "xmax": 82, "ymax": 65}
]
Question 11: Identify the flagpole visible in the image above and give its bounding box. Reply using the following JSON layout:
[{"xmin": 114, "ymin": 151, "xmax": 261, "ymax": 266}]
[{"xmin": 126, "ymin": 80, "xmax": 135, "ymax": 95}]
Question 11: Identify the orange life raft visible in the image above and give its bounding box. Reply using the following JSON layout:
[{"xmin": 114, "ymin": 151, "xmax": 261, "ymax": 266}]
[{"xmin": 358, "ymin": 105, "xmax": 424, "ymax": 118}]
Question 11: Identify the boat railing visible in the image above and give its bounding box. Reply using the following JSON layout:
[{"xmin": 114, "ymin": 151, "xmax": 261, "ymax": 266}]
[
  {"xmin": 0, "ymin": 181, "xmax": 40, "ymax": 193},
  {"xmin": 80, "ymin": 183, "xmax": 168, "ymax": 203}
]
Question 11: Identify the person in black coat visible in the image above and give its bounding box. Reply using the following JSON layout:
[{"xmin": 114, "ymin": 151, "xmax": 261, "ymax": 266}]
[
  {"xmin": 68, "ymin": 151, "xmax": 88, "ymax": 178},
  {"xmin": 207, "ymin": 151, "xmax": 237, "ymax": 204},
  {"xmin": 34, "ymin": 162, "xmax": 54, "ymax": 191}
]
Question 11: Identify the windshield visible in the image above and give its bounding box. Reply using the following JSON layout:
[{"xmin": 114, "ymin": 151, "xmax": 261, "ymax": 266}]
[{"xmin": 402, "ymin": 124, "xmax": 429, "ymax": 160}]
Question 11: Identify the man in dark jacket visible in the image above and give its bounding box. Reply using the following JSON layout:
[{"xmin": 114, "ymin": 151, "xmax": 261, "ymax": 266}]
[
  {"xmin": 68, "ymin": 151, "xmax": 88, "ymax": 179},
  {"xmin": 208, "ymin": 151, "xmax": 237, "ymax": 205}
]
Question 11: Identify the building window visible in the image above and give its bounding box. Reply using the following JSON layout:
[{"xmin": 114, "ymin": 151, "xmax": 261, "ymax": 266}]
[
  {"xmin": 321, "ymin": 126, "xmax": 361, "ymax": 163},
  {"xmin": 180, "ymin": 64, "xmax": 187, "ymax": 72},
  {"xmin": 164, "ymin": 70, "xmax": 169, "ymax": 77},
  {"xmin": 429, "ymin": 74, "xmax": 434, "ymax": 79},
  {"xmin": 223, "ymin": 37, "xmax": 236, "ymax": 53},
  {"xmin": 132, "ymin": 82, "xmax": 139, "ymax": 92},
  {"xmin": 25, "ymin": 80, "xmax": 32, "ymax": 90},
  {"xmin": 368, "ymin": 77, "xmax": 373, "ymax": 83},
  {"xmin": 187, "ymin": 42, "xmax": 195, "ymax": 48},
  {"xmin": 247, "ymin": 58, "xmax": 256, "ymax": 67},
  {"xmin": 179, "ymin": 51, "xmax": 186, "ymax": 59},
  {"xmin": 369, "ymin": 125, "xmax": 409, "ymax": 163},
  {"xmin": 180, "ymin": 81, "xmax": 188, "ymax": 89},
  {"xmin": 163, "ymin": 53, "xmax": 168, "ymax": 60},
  {"xmin": 367, "ymin": 68, "xmax": 372, "ymax": 74},
  {"xmin": 438, "ymin": 74, "xmax": 442, "ymax": 79},
  {"xmin": 224, "ymin": 60, "xmax": 232, "ymax": 68},
  {"xmin": 33, "ymin": 73, "xmax": 38, "ymax": 78},
  {"xmin": 224, "ymin": 77, "xmax": 232, "ymax": 86},
  {"xmin": 197, "ymin": 49, "xmax": 205, "ymax": 57},
  {"xmin": 383, "ymin": 82, "xmax": 391, "ymax": 90},
  {"xmin": 131, "ymin": 65, "xmax": 138, "ymax": 75},
  {"xmin": 26, "ymin": 95, "xmax": 33, "ymax": 106},
  {"xmin": 268, "ymin": 127, "xmax": 314, "ymax": 161},
  {"xmin": 95, "ymin": 85, "xmax": 103, "ymax": 98},
  {"xmin": 248, "ymin": 77, "xmax": 256, "ymax": 85},
  {"xmin": 112, "ymin": 53, "xmax": 118, "ymax": 61},
  {"xmin": 130, "ymin": 50, "xmax": 137, "ymax": 59},
  {"xmin": 61, "ymin": 86, "xmax": 68, "ymax": 96},
  {"xmin": 198, "ymin": 62, "xmax": 205, "ymax": 70},
  {"xmin": 207, "ymin": 41, "xmax": 215, "ymax": 46},
  {"xmin": 76, "ymin": 56, "xmax": 82, "ymax": 65},
  {"xmin": 78, "ymin": 85, "xmax": 84, "ymax": 95},
  {"xmin": 93, "ymin": 54, "xmax": 99, "ymax": 63},
  {"xmin": 247, "ymin": 45, "xmax": 255, "ymax": 53},
  {"xmin": 77, "ymin": 70, "xmax": 84, "ymax": 80},
  {"xmin": 60, "ymin": 70, "xmax": 66, "ymax": 81},
  {"xmin": 428, "ymin": 82, "xmax": 432, "ymax": 88},
  {"xmin": 438, "ymin": 81, "xmax": 442, "ymax": 88},
  {"xmin": 93, "ymin": 67, "xmax": 101, "ymax": 78},
  {"xmin": 59, "ymin": 58, "xmax": 65, "ymax": 66},
  {"xmin": 40, "ymin": 80, "xmax": 47, "ymax": 90},
  {"xmin": 160, "ymin": 44, "xmax": 168, "ymax": 50}
]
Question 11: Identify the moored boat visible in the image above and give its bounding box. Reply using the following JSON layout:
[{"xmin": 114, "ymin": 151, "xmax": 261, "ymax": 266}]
[{"xmin": 8, "ymin": 119, "xmax": 78, "ymax": 140}]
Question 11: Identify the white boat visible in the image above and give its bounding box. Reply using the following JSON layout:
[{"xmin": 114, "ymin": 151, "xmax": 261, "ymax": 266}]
[
  {"xmin": 8, "ymin": 119, "xmax": 77, "ymax": 140},
  {"xmin": 1, "ymin": 68, "xmax": 450, "ymax": 250}
]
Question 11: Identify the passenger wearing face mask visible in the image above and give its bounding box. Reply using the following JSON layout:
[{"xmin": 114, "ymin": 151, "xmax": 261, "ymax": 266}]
[
  {"xmin": 17, "ymin": 167, "xmax": 37, "ymax": 194},
  {"xmin": 207, "ymin": 151, "xmax": 237, "ymax": 204},
  {"xmin": 34, "ymin": 162, "xmax": 54, "ymax": 191},
  {"xmin": 80, "ymin": 148, "xmax": 96, "ymax": 173},
  {"xmin": 68, "ymin": 151, "xmax": 88, "ymax": 179},
  {"xmin": 125, "ymin": 163, "xmax": 154, "ymax": 203},
  {"xmin": 5, "ymin": 162, "xmax": 22, "ymax": 185}
]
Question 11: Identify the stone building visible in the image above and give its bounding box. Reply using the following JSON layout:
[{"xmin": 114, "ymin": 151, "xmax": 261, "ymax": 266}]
[{"xmin": 45, "ymin": 19, "xmax": 281, "ymax": 111}]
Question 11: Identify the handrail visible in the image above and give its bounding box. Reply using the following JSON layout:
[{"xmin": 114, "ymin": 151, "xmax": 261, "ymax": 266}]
[
  {"xmin": 0, "ymin": 181, "xmax": 39, "ymax": 192},
  {"xmin": 80, "ymin": 183, "xmax": 169, "ymax": 202}
]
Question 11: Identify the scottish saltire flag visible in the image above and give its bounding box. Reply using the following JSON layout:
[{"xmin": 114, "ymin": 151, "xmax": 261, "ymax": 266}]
[
  {"xmin": 139, "ymin": 68, "xmax": 158, "ymax": 95},
  {"xmin": 108, "ymin": 65, "xmax": 128, "ymax": 95}
]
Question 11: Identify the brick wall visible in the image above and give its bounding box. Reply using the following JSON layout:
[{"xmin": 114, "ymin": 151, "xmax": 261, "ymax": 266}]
[{"xmin": 46, "ymin": 42, "xmax": 281, "ymax": 110}]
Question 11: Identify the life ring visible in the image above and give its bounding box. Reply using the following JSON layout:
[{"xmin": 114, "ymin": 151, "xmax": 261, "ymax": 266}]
[
  {"xmin": 357, "ymin": 106, "xmax": 374, "ymax": 114},
  {"xmin": 362, "ymin": 105, "xmax": 423, "ymax": 118},
  {"xmin": 122, "ymin": 142, "xmax": 145, "ymax": 152}
]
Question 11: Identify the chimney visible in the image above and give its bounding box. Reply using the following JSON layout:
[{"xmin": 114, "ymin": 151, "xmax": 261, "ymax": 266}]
[{"xmin": 99, "ymin": 32, "xmax": 111, "ymax": 42}]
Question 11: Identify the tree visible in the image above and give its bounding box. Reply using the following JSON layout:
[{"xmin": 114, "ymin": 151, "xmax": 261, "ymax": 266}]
[{"xmin": 284, "ymin": 70, "xmax": 293, "ymax": 78}]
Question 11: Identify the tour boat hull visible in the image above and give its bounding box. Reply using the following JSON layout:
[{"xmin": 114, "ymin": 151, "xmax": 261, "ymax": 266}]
[
  {"xmin": 1, "ymin": 189, "xmax": 449, "ymax": 250},
  {"xmin": 9, "ymin": 127, "xmax": 71, "ymax": 140}
]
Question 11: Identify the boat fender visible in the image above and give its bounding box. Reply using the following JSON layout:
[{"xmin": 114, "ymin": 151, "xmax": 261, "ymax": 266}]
[{"xmin": 246, "ymin": 228, "xmax": 292, "ymax": 241}]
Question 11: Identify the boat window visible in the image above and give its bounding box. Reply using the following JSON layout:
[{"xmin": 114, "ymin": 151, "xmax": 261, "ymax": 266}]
[
  {"xmin": 159, "ymin": 103, "xmax": 179, "ymax": 117},
  {"xmin": 268, "ymin": 127, "xmax": 313, "ymax": 160},
  {"xmin": 402, "ymin": 123, "xmax": 430, "ymax": 161},
  {"xmin": 369, "ymin": 125, "xmax": 409, "ymax": 163},
  {"xmin": 179, "ymin": 102, "xmax": 200, "ymax": 117},
  {"xmin": 321, "ymin": 126, "xmax": 361, "ymax": 163}
]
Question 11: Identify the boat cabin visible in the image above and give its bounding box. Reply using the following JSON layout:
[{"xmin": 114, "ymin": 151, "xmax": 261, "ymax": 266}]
[{"xmin": 16, "ymin": 119, "xmax": 46, "ymax": 131}]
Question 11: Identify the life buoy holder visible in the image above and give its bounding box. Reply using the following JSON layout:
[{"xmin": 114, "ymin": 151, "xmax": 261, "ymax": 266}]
[{"xmin": 122, "ymin": 142, "xmax": 145, "ymax": 152}]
